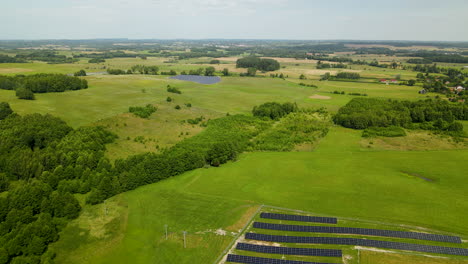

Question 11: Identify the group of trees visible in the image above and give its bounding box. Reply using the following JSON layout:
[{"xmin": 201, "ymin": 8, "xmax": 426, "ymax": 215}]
[
  {"xmin": 15, "ymin": 51, "xmax": 78, "ymax": 64},
  {"xmin": 106, "ymin": 69, "xmax": 126, "ymax": 75},
  {"xmin": 166, "ymin": 85, "xmax": 181, "ymax": 94},
  {"xmin": 240, "ymin": 68, "xmax": 257, "ymax": 77},
  {"xmin": 335, "ymin": 72, "xmax": 361, "ymax": 80},
  {"xmin": 0, "ymin": 106, "xmax": 118, "ymax": 263},
  {"xmin": 74, "ymin": 70, "xmax": 86, "ymax": 77},
  {"xmin": 130, "ymin": 65, "xmax": 159, "ymax": 75},
  {"xmin": 333, "ymin": 98, "xmax": 467, "ymax": 134},
  {"xmin": 332, "ymin": 90, "xmax": 368, "ymax": 96},
  {"xmin": 407, "ymin": 58, "xmax": 434, "ymax": 64},
  {"xmin": 404, "ymin": 52, "xmax": 468, "ymax": 64},
  {"xmin": 236, "ymin": 57, "xmax": 280, "ymax": 72},
  {"xmin": 128, "ymin": 104, "xmax": 157, "ymax": 118},
  {"xmin": 75, "ymin": 51, "xmax": 136, "ymax": 61},
  {"xmin": 316, "ymin": 61, "xmax": 347, "ymax": 69},
  {"xmin": 0, "ymin": 55, "xmax": 26, "ymax": 63},
  {"xmin": 252, "ymin": 102, "xmax": 298, "ymax": 120},
  {"xmin": 0, "ymin": 74, "xmax": 88, "ymax": 100},
  {"xmin": 88, "ymin": 58, "xmax": 105, "ymax": 63},
  {"xmin": 320, "ymin": 72, "xmax": 360, "ymax": 81},
  {"xmin": 180, "ymin": 67, "xmax": 219, "ymax": 76}
]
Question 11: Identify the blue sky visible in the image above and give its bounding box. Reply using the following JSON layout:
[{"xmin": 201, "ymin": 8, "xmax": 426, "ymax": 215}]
[{"xmin": 1, "ymin": 0, "xmax": 467, "ymax": 40}]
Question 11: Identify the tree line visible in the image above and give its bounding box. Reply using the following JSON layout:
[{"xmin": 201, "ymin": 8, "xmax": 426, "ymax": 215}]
[
  {"xmin": 403, "ymin": 52, "xmax": 468, "ymax": 64},
  {"xmin": 333, "ymin": 98, "xmax": 467, "ymax": 134},
  {"xmin": 0, "ymin": 74, "xmax": 88, "ymax": 100},
  {"xmin": 316, "ymin": 61, "xmax": 347, "ymax": 69},
  {"xmin": 236, "ymin": 57, "xmax": 280, "ymax": 72},
  {"xmin": 0, "ymin": 55, "xmax": 26, "ymax": 63},
  {"xmin": 14, "ymin": 51, "xmax": 78, "ymax": 64}
]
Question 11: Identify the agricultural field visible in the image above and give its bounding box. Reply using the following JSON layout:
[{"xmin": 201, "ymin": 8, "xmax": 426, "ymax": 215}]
[{"xmin": 0, "ymin": 41, "xmax": 467, "ymax": 264}]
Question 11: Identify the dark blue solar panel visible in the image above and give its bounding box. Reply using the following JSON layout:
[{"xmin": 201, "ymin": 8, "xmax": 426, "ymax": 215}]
[
  {"xmin": 253, "ymin": 222, "xmax": 461, "ymax": 243},
  {"xmin": 245, "ymin": 233, "xmax": 468, "ymax": 257},
  {"xmin": 260, "ymin": 213, "xmax": 337, "ymax": 224},
  {"xmin": 169, "ymin": 75, "xmax": 221, "ymax": 84},
  {"xmin": 236, "ymin": 243, "xmax": 342, "ymax": 257},
  {"xmin": 226, "ymin": 254, "xmax": 340, "ymax": 264}
]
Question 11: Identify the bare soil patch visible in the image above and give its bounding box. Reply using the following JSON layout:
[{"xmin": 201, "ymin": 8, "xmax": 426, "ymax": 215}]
[{"xmin": 309, "ymin": 94, "xmax": 331, "ymax": 100}]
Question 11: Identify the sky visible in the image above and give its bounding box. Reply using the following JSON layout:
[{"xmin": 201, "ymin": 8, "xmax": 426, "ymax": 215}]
[{"xmin": 1, "ymin": 0, "xmax": 468, "ymax": 41}]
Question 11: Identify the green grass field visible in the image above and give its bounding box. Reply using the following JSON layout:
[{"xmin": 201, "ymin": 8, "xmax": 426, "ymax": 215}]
[
  {"xmin": 1, "ymin": 57, "xmax": 467, "ymax": 264},
  {"xmin": 48, "ymin": 126, "xmax": 468, "ymax": 264}
]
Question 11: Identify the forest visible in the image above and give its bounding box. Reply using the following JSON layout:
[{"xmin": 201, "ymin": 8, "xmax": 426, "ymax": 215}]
[
  {"xmin": 333, "ymin": 98, "xmax": 467, "ymax": 134},
  {"xmin": 0, "ymin": 106, "xmax": 116, "ymax": 263},
  {"xmin": 236, "ymin": 57, "xmax": 280, "ymax": 72},
  {"xmin": 0, "ymin": 55, "xmax": 26, "ymax": 63},
  {"xmin": 0, "ymin": 74, "xmax": 88, "ymax": 94}
]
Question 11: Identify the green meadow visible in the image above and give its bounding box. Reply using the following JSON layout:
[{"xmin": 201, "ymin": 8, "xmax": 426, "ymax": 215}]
[
  {"xmin": 0, "ymin": 56, "xmax": 467, "ymax": 264},
  {"xmin": 48, "ymin": 126, "xmax": 468, "ymax": 264}
]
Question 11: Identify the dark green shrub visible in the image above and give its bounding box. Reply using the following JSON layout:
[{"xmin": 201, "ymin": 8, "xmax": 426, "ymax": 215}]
[
  {"xmin": 129, "ymin": 104, "xmax": 157, "ymax": 118},
  {"xmin": 16, "ymin": 87, "xmax": 35, "ymax": 100}
]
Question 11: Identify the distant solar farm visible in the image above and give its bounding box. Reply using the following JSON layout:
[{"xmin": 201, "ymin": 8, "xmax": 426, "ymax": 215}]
[{"xmin": 169, "ymin": 75, "xmax": 221, "ymax": 84}]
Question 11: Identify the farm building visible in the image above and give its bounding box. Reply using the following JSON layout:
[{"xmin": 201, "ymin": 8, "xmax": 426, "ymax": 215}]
[
  {"xmin": 419, "ymin": 89, "xmax": 427, "ymax": 94},
  {"xmin": 456, "ymin": 86, "xmax": 465, "ymax": 92}
]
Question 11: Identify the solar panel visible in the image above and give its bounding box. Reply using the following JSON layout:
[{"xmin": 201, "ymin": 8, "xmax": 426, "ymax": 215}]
[
  {"xmin": 236, "ymin": 243, "xmax": 342, "ymax": 257},
  {"xmin": 245, "ymin": 233, "xmax": 468, "ymax": 257},
  {"xmin": 260, "ymin": 213, "xmax": 337, "ymax": 224},
  {"xmin": 253, "ymin": 222, "xmax": 462, "ymax": 243},
  {"xmin": 226, "ymin": 254, "xmax": 340, "ymax": 264},
  {"xmin": 169, "ymin": 75, "xmax": 221, "ymax": 84}
]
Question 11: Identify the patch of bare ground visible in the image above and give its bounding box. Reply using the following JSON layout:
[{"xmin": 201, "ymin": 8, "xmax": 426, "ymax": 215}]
[{"xmin": 309, "ymin": 94, "xmax": 331, "ymax": 100}]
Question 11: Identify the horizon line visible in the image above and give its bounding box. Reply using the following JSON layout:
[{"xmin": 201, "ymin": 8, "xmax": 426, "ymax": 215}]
[{"xmin": 0, "ymin": 38, "xmax": 468, "ymax": 43}]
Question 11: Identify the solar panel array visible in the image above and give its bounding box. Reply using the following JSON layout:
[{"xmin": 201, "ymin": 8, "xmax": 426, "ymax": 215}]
[
  {"xmin": 236, "ymin": 243, "xmax": 342, "ymax": 257},
  {"xmin": 260, "ymin": 213, "xmax": 337, "ymax": 224},
  {"xmin": 169, "ymin": 75, "xmax": 221, "ymax": 84},
  {"xmin": 245, "ymin": 233, "xmax": 468, "ymax": 257},
  {"xmin": 226, "ymin": 254, "xmax": 340, "ymax": 264},
  {"xmin": 253, "ymin": 222, "xmax": 462, "ymax": 243}
]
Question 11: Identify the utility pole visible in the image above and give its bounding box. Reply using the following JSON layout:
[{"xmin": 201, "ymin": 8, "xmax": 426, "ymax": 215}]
[
  {"xmin": 165, "ymin": 225, "xmax": 168, "ymax": 240},
  {"xmin": 183, "ymin": 231, "xmax": 187, "ymax": 248}
]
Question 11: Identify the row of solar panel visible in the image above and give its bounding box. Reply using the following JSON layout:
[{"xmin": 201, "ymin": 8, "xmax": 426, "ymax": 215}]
[
  {"xmin": 260, "ymin": 213, "xmax": 337, "ymax": 224},
  {"xmin": 236, "ymin": 243, "xmax": 342, "ymax": 257},
  {"xmin": 226, "ymin": 254, "xmax": 340, "ymax": 264},
  {"xmin": 245, "ymin": 233, "xmax": 468, "ymax": 256},
  {"xmin": 253, "ymin": 222, "xmax": 462, "ymax": 243}
]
